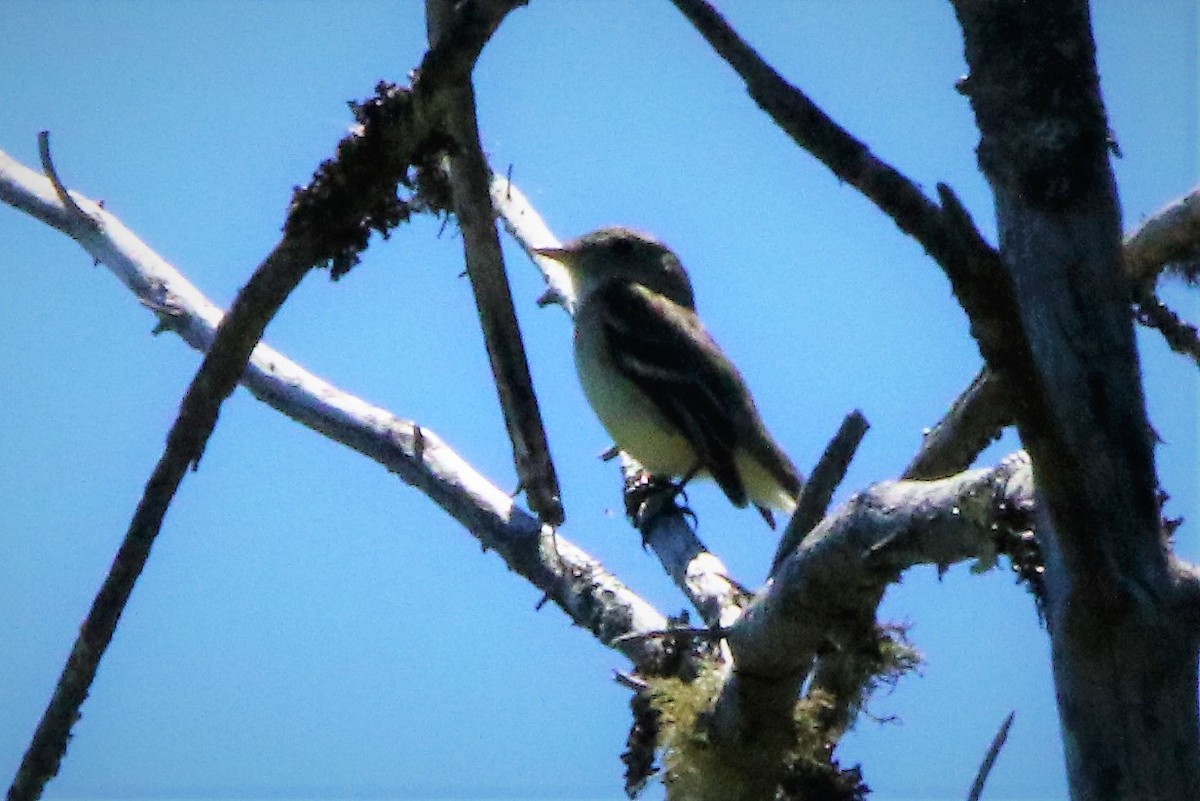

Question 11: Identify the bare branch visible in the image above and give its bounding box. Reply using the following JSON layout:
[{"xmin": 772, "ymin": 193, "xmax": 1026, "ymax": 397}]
[
  {"xmin": 908, "ymin": 188, "xmax": 1200, "ymax": 484},
  {"xmin": 427, "ymin": 0, "xmax": 564, "ymax": 527},
  {"xmin": 666, "ymin": 0, "xmax": 994, "ymax": 289},
  {"xmin": 666, "ymin": 0, "xmax": 1034, "ymax": 498},
  {"xmin": 904, "ymin": 367, "xmax": 1011, "ymax": 480},
  {"xmin": 489, "ymin": 172, "xmax": 575, "ymax": 310},
  {"xmin": 36, "ymin": 131, "xmax": 98, "ymax": 231},
  {"xmin": 0, "ymin": 146, "xmax": 669, "ymax": 666},
  {"xmin": 1134, "ymin": 284, "xmax": 1200, "ymax": 368},
  {"xmin": 1125, "ymin": 187, "xmax": 1200, "ymax": 283},
  {"xmin": 622, "ymin": 458, "xmax": 749, "ymax": 630},
  {"xmin": 1125, "ymin": 190, "xmax": 1200, "ymax": 371},
  {"xmin": 708, "ymin": 452, "xmax": 1034, "ymax": 748},
  {"xmin": 10, "ymin": 183, "xmax": 316, "ymax": 801},
  {"xmin": 6, "ymin": 5, "xmax": 541, "ymax": 798},
  {"xmin": 770, "ymin": 410, "xmax": 870, "ymax": 577},
  {"xmin": 967, "ymin": 711, "xmax": 1016, "ymax": 801}
]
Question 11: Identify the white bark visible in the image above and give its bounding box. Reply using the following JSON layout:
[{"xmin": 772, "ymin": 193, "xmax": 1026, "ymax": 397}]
[{"xmin": 0, "ymin": 147, "xmax": 672, "ymax": 670}]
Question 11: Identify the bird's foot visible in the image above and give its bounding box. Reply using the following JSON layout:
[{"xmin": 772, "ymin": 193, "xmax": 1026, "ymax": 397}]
[{"xmin": 624, "ymin": 471, "xmax": 697, "ymax": 539}]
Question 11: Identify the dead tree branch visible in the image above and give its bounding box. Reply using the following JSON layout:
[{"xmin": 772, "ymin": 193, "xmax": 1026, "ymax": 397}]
[
  {"xmin": 770, "ymin": 410, "xmax": 870, "ymax": 577},
  {"xmin": 967, "ymin": 711, "xmax": 1016, "ymax": 801},
  {"xmin": 1125, "ymin": 186, "xmax": 1200, "ymax": 284},
  {"xmin": 1127, "ymin": 186, "xmax": 1200, "ymax": 369},
  {"xmin": 709, "ymin": 452, "xmax": 1035, "ymax": 752},
  {"xmin": 5, "ymin": 5, "xmax": 535, "ymax": 799},
  {"xmin": 909, "ymin": 186, "xmax": 1200, "ymax": 483},
  {"xmin": 8, "ymin": 167, "xmax": 318, "ymax": 801},
  {"xmin": 903, "ymin": 367, "xmax": 1011, "ymax": 480},
  {"xmin": 665, "ymin": 0, "xmax": 1030, "ymax": 491},
  {"xmin": 1134, "ymin": 283, "xmax": 1200, "ymax": 367},
  {"xmin": 621, "ymin": 457, "xmax": 750, "ymax": 631},
  {"xmin": 666, "ymin": 0, "xmax": 997, "ymax": 290},
  {"xmin": 0, "ymin": 145, "xmax": 671, "ymax": 666},
  {"xmin": 426, "ymin": 0, "xmax": 564, "ymax": 527},
  {"xmin": 670, "ymin": 1, "xmax": 1200, "ymax": 501},
  {"xmin": 489, "ymin": 173, "xmax": 575, "ymax": 309}
]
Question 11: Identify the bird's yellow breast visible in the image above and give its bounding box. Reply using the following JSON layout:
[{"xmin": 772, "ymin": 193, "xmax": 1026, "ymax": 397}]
[{"xmin": 573, "ymin": 305, "xmax": 697, "ymax": 477}]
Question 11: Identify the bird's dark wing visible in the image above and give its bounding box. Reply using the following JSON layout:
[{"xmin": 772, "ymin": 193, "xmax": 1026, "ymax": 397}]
[{"xmin": 597, "ymin": 281, "xmax": 754, "ymax": 507}]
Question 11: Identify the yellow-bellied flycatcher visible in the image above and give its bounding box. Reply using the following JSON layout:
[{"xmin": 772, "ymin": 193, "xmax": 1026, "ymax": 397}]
[{"xmin": 535, "ymin": 227, "xmax": 802, "ymax": 523}]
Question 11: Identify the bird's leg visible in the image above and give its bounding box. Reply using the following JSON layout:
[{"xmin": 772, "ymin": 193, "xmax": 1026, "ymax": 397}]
[
  {"xmin": 672, "ymin": 463, "xmax": 703, "ymax": 505},
  {"xmin": 643, "ymin": 465, "xmax": 700, "ymax": 534}
]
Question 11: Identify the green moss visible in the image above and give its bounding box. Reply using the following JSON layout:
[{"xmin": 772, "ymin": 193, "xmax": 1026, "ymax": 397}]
[
  {"xmin": 645, "ymin": 669, "xmax": 845, "ymax": 800},
  {"xmin": 637, "ymin": 627, "xmax": 919, "ymax": 800}
]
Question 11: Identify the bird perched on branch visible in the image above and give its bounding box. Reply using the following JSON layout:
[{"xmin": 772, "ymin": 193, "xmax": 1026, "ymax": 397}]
[{"xmin": 535, "ymin": 227, "xmax": 802, "ymax": 525}]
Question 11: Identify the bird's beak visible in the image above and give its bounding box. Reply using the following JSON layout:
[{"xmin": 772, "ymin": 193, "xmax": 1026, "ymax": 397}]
[
  {"xmin": 531, "ymin": 245, "xmax": 576, "ymax": 309},
  {"xmin": 531, "ymin": 245, "xmax": 573, "ymax": 263}
]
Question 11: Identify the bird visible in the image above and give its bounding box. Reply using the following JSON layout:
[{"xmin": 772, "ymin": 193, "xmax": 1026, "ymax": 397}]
[{"xmin": 534, "ymin": 226, "xmax": 803, "ymax": 525}]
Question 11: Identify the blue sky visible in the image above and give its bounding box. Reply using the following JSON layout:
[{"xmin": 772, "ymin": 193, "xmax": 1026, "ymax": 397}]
[{"xmin": 0, "ymin": 2, "xmax": 1195, "ymax": 799}]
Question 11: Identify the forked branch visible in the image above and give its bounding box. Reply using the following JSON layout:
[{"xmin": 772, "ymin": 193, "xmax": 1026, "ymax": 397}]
[{"xmin": 5, "ymin": 4, "xmax": 532, "ymax": 799}]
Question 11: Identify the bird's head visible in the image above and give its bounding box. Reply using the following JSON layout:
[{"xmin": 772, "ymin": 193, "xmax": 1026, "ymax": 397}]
[{"xmin": 534, "ymin": 227, "xmax": 696, "ymax": 310}]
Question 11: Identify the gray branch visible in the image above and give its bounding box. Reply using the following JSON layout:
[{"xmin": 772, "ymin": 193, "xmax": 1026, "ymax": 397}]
[
  {"xmin": 1125, "ymin": 186, "xmax": 1200, "ymax": 283},
  {"xmin": 709, "ymin": 452, "xmax": 1034, "ymax": 749},
  {"xmin": 910, "ymin": 188, "xmax": 1200, "ymax": 485},
  {"xmin": 0, "ymin": 147, "xmax": 671, "ymax": 672}
]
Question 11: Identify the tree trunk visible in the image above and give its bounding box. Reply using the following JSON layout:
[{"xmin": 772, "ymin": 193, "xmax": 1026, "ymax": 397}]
[{"xmin": 952, "ymin": 2, "xmax": 1200, "ymax": 797}]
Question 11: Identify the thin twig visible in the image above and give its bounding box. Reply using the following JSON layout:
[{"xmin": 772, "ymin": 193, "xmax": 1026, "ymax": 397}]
[
  {"xmin": 613, "ymin": 670, "xmax": 650, "ymax": 692},
  {"xmin": 667, "ymin": 0, "xmax": 990, "ymax": 283},
  {"xmin": 489, "ymin": 172, "xmax": 575, "ymax": 311},
  {"xmin": 611, "ymin": 625, "xmax": 728, "ymax": 646},
  {"xmin": 967, "ymin": 710, "xmax": 1016, "ymax": 801},
  {"xmin": 36, "ymin": 131, "xmax": 98, "ymax": 231},
  {"xmin": 770, "ymin": 410, "xmax": 869, "ymax": 577}
]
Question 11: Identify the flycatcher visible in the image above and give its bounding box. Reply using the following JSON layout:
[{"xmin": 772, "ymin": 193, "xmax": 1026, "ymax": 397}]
[{"xmin": 535, "ymin": 227, "xmax": 803, "ymax": 523}]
